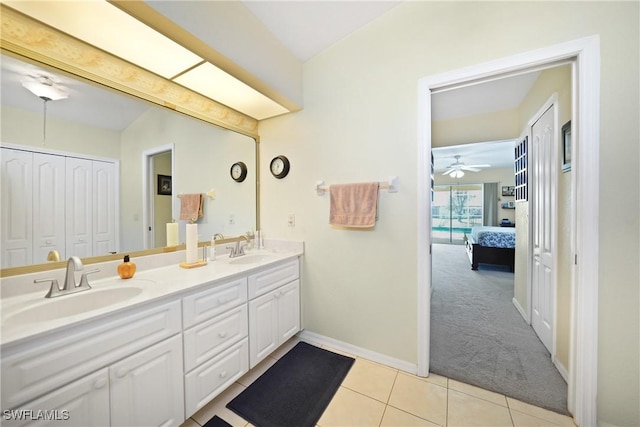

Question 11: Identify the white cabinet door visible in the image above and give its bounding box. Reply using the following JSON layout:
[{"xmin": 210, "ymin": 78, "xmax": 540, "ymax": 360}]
[
  {"xmin": 249, "ymin": 290, "xmax": 279, "ymax": 368},
  {"xmin": 278, "ymin": 280, "xmax": 300, "ymax": 343},
  {"xmin": 33, "ymin": 153, "xmax": 66, "ymax": 264},
  {"xmin": 92, "ymin": 160, "xmax": 116, "ymax": 256},
  {"xmin": 1, "ymin": 148, "xmax": 33, "ymax": 268},
  {"xmin": 248, "ymin": 279, "xmax": 300, "ymax": 368},
  {"xmin": 3, "ymin": 369, "xmax": 110, "ymax": 427},
  {"xmin": 110, "ymin": 335, "xmax": 185, "ymax": 427},
  {"xmin": 65, "ymin": 157, "xmax": 92, "ymax": 258}
]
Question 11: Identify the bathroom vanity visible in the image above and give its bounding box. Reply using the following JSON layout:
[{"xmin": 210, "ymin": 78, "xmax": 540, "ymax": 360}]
[{"xmin": 0, "ymin": 245, "xmax": 302, "ymax": 426}]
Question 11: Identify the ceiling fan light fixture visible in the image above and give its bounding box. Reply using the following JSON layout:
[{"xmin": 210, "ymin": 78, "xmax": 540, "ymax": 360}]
[
  {"xmin": 451, "ymin": 170, "xmax": 465, "ymax": 178},
  {"xmin": 21, "ymin": 77, "xmax": 68, "ymax": 101}
]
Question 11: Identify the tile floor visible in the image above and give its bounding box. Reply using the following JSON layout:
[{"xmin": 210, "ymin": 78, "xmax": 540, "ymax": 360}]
[{"xmin": 180, "ymin": 338, "xmax": 576, "ymax": 427}]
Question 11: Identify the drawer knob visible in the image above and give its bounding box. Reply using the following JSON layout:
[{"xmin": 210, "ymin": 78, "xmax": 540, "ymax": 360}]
[
  {"xmin": 218, "ymin": 331, "xmax": 227, "ymax": 338},
  {"xmin": 94, "ymin": 378, "xmax": 107, "ymax": 389},
  {"xmin": 219, "ymin": 370, "xmax": 227, "ymax": 378}
]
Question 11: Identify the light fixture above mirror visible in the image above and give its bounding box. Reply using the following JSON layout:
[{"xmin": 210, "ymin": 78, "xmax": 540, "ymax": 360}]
[{"xmin": 3, "ymin": 1, "xmax": 288, "ymax": 121}]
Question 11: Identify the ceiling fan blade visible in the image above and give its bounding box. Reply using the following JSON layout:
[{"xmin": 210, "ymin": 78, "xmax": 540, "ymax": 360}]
[
  {"xmin": 461, "ymin": 166, "xmax": 481, "ymax": 172},
  {"xmin": 442, "ymin": 168, "xmax": 455, "ymax": 176}
]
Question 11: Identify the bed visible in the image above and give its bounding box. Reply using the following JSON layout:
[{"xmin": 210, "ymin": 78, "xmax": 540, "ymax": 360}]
[{"xmin": 465, "ymin": 226, "xmax": 516, "ymax": 271}]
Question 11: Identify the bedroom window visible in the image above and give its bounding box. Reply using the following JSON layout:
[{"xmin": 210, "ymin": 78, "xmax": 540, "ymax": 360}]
[{"xmin": 432, "ymin": 184, "xmax": 483, "ymax": 244}]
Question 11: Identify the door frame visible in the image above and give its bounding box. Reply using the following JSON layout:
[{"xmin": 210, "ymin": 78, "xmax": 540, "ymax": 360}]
[
  {"xmin": 417, "ymin": 36, "xmax": 600, "ymax": 425},
  {"xmin": 142, "ymin": 144, "xmax": 175, "ymax": 250}
]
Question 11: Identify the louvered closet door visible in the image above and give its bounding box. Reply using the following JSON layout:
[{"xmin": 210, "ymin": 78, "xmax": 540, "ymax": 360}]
[{"xmin": 66, "ymin": 157, "xmax": 93, "ymax": 258}]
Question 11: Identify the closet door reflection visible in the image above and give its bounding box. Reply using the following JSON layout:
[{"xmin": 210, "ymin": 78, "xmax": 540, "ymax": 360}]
[{"xmin": 432, "ymin": 184, "xmax": 483, "ymax": 244}]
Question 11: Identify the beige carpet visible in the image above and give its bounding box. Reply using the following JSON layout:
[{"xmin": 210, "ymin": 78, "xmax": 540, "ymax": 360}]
[{"xmin": 430, "ymin": 243, "xmax": 568, "ymax": 415}]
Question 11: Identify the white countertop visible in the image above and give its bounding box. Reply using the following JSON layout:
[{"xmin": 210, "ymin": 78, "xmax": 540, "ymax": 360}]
[{"xmin": 1, "ymin": 245, "xmax": 302, "ymax": 348}]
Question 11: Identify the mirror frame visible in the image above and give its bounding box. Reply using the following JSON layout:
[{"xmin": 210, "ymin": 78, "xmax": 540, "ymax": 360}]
[{"xmin": 0, "ymin": 5, "xmax": 261, "ymax": 277}]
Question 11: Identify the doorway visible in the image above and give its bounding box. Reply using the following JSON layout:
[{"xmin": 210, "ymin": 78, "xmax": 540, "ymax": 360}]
[
  {"xmin": 143, "ymin": 144, "xmax": 174, "ymax": 250},
  {"xmin": 417, "ymin": 36, "xmax": 600, "ymax": 425}
]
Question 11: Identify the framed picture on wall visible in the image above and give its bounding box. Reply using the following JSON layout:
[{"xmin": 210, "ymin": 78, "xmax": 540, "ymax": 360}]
[
  {"xmin": 562, "ymin": 120, "xmax": 572, "ymax": 172},
  {"xmin": 501, "ymin": 186, "xmax": 515, "ymax": 196},
  {"xmin": 157, "ymin": 174, "xmax": 172, "ymax": 195}
]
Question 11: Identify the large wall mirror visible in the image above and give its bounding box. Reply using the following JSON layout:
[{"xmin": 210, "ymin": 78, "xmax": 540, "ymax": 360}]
[{"xmin": 1, "ymin": 53, "xmax": 258, "ymax": 274}]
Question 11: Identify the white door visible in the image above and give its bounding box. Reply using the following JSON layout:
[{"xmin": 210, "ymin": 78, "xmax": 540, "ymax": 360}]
[
  {"xmin": 93, "ymin": 160, "xmax": 116, "ymax": 256},
  {"xmin": 530, "ymin": 104, "xmax": 556, "ymax": 353},
  {"xmin": 110, "ymin": 335, "xmax": 185, "ymax": 427},
  {"xmin": 33, "ymin": 153, "xmax": 66, "ymax": 263},
  {"xmin": 278, "ymin": 280, "xmax": 301, "ymax": 342},
  {"xmin": 1, "ymin": 148, "xmax": 33, "ymax": 268},
  {"xmin": 66, "ymin": 157, "xmax": 93, "ymax": 258},
  {"xmin": 3, "ymin": 369, "xmax": 111, "ymax": 427},
  {"xmin": 249, "ymin": 291, "xmax": 279, "ymax": 368}
]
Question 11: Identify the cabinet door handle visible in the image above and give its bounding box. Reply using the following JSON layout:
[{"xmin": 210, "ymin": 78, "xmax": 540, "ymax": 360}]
[
  {"xmin": 94, "ymin": 378, "xmax": 107, "ymax": 389},
  {"xmin": 116, "ymin": 368, "xmax": 128, "ymax": 378},
  {"xmin": 219, "ymin": 370, "xmax": 227, "ymax": 378},
  {"xmin": 218, "ymin": 331, "xmax": 227, "ymax": 338}
]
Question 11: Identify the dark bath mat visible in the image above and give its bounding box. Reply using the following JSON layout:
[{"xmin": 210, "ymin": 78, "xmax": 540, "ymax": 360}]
[{"xmin": 226, "ymin": 342, "xmax": 354, "ymax": 427}]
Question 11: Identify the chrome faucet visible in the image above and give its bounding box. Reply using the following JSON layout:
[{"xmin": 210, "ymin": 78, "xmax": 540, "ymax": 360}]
[
  {"xmin": 227, "ymin": 235, "xmax": 248, "ymax": 258},
  {"xmin": 34, "ymin": 256, "xmax": 100, "ymax": 298},
  {"xmin": 63, "ymin": 256, "xmax": 83, "ymax": 291}
]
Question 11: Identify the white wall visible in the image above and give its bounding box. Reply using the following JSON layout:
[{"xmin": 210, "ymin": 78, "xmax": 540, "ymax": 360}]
[
  {"xmin": 1, "ymin": 106, "xmax": 120, "ymax": 159},
  {"xmin": 515, "ymin": 65, "xmax": 573, "ymax": 372},
  {"xmin": 258, "ymin": 2, "xmax": 639, "ymax": 425},
  {"xmin": 119, "ymin": 108, "xmax": 256, "ymax": 252}
]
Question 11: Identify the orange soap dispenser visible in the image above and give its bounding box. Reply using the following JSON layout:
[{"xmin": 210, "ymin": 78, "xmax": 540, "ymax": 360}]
[{"xmin": 118, "ymin": 254, "xmax": 136, "ymax": 279}]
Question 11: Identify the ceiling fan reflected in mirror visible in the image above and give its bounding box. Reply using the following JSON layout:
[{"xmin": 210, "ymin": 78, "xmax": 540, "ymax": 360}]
[
  {"xmin": 21, "ymin": 74, "xmax": 69, "ymax": 101},
  {"xmin": 17, "ymin": 72, "xmax": 70, "ymax": 144},
  {"xmin": 442, "ymin": 155, "xmax": 490, "ymax": 178}
]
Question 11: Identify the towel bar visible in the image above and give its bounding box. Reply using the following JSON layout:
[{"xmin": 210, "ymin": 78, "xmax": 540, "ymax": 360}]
[{"xmin": 315, "ymin": 176, "xmax": 398, "ymax": 195}]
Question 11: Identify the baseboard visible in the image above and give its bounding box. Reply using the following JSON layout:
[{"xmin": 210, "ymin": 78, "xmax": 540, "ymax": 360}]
[
  {"xmin": 553, "ymin": 357, "xmax": 569, "ymax": 383},
  {"xmin": 297, "ymin": 330, "xmax": 418, "ymax": 375},
  {"xmin": 512, "ymin": 297, "xmax": 529, "ymax": 323}
]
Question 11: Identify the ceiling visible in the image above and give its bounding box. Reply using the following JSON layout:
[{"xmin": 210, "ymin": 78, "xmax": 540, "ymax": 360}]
[
  {"xmin": 240, "ymin": 1, "xmax": 402, "ymax": 62},
  {"xmin": 1, "ymin": 54, "xmax": 149, "ymax": 131},
  {"xmin": 433, "ymin": 140, "xmax": 516, "ymax": 173},
  {"xmin": 1, "ymin": 0, "xmax": 538, "ymax": 163}
]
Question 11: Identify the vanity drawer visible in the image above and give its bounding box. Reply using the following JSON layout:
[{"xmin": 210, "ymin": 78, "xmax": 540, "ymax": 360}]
[
  {"xmin": 1, "ymin": 300, "xmax": 181, "ymax": 410},
  {"xmin": 182, "ymin": 277, "xmax": 247, "ymax": 329},
  {"xmin": 183, "ymin": 305, "xmax": 248, "ymax": 372},
  {"xmin": 248, "ymin": 258, "xmax": 299, "ymax": 299},
  {"xmin": 184, "ymin": 338, "xmax": 249, "ymax": 418}
]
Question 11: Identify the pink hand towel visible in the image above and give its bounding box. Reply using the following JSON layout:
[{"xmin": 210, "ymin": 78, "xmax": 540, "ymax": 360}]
[
  {"xmin": 180, "ymin": 193, "xmax": 204, "ymax": 222},
  {"xmin": 329, "ymin": 182, "xmax": 379, "ymax": 228}
]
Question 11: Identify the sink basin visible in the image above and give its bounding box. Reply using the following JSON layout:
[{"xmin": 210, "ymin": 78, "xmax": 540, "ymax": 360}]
[
  {"xmin": 4, "ymin": 286, "xmax": 144, "ymax": 326},
  {"xmin": 228, "ymin": 254, "xmax": 274, "ymax": 265}
]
